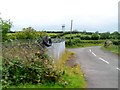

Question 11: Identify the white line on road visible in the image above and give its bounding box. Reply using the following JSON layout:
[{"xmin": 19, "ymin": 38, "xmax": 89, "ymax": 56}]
[
  {"xmin": 89, "ymin": 49, "xmax": 91, "ymax": 52},
  {"xmin": 91, "ymin": 52, "xmax": 96, "ymax": 56},
  {"xmin": 116, "ymin": 67, "xmax": 120, "ymax": 71},
  {"xmin": 99, "ymin": 57, "xmax": 110, "ymax": 64},
  {"xmin": 89, "ymin": 49, "xmax": 96, "ymax": 56}
]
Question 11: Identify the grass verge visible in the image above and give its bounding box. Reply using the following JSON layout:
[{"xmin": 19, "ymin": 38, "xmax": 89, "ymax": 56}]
[
  {"xmin": 57, "ymin": 50, "xmax": 86, "ymax": 88},
  {"xmin": 101, "ymin": 45, "xmax": 120, "ymax": 55},
  {"xmin": 66, "ymin": 43, "xmax": 102, "ymax": 48}
]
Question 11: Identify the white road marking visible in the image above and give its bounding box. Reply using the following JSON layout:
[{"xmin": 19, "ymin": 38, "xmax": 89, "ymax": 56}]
[
  {"xmin": 116, "ymin": 67, "xmax": 120, "ymax": 71},
  {"xmin": 88, "ymin": 49, "xmax": 119, "ymax": 71},
  {"xmin": 89, "ymin": 49, "xmax": 119, "ymax": 71},
  {"xmin": 91, "ymin": 52, "xmax": 96, "ymax": 56},
  {"xmin": 99, "ymin": 57, "xmax": 110, "ymax": 64},
  {"xmin": 89, "ymin": 49, "xmax": 91, "ymax": 52},
  {"xmin": 89, "ymin": 49, "xmax": 96, "ymax": 56}
]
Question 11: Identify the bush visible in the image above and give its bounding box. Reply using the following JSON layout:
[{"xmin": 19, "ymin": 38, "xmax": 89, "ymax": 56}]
[
  {"xmin": 6, "ymin": 30, "xmax": 47, "ymax": 40},
  {"xmin": 100, "ymin": 32, "xmax": 110, "ymax": 39},
  {"xmin": 80, "ymin": 35, "xmax": 91, "ymax": 40},
  {"xmin": 2, "ymin": 40, "xmax": 63, "ymax": 87},
  {"xmin": 84, "ymin": 36, "xmax": 91, "ymax": 40},
  {"xmin": 73, "ymin": 38, "xmax": 81, "ymax": 43},
  {"xmin": 112, "ymin": 40, "xmax": 120, "ymax": 45},
  {"xmin": 0, "ymin": 18, "xmax": 12, "ymax": 41},
  {"xmin": 15, "ymin": 27, "xmax": 38, "ymax": 39},
  {"xmin": 65, "ymin": 38, "xmax": 83, "ymax": 47},
  {"xmin": 91, "ymin": 33, "xmax": 100, "ymax": 40},
  {"xmin": 104, "ymin": 40, "xmax": 113, "ymax": 48},
  {"xmin": 7, "ymin": 33, "xmax": 17, "ymax": 40}
]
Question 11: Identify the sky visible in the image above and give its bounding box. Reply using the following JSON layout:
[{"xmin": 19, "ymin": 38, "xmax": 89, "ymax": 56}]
[{"xmin": 0, "ymin": 0, "xmax": 119, "ymax": 32}]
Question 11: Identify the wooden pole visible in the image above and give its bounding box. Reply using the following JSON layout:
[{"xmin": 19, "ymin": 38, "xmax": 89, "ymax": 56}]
[
  {"xmin": 70, "ymin": 20, "xmax": 73, "ymax": 43},
  {"xmin": 62, "ymin": 24, "xmax": 65, "ymax": 40}
]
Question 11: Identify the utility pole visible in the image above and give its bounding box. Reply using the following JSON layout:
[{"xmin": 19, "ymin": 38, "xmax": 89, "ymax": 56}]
[
  {"xmin": 62, "ymin": 24, "xmax": 65, "ymax": 40},
  {"xmin": 70, "ymin": 20, "xmax": 73, "ymax": 43},
  {"xmin": 62, "ymin": 24, "xmax": 65, "ymax": 32}
]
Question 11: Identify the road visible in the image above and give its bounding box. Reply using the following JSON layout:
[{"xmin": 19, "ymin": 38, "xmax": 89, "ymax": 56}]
[{"xmin": 68, "ymin": 46, "xmax": 119, "ymax": 88}]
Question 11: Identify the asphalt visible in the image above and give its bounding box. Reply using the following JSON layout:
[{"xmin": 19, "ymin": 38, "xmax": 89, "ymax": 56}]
[{"xmin": 68, "ymin": 46, "xmax": 119, "ymax": 88}]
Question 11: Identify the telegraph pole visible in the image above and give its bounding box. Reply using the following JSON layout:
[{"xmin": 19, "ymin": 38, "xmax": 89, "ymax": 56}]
[
  {"xmin": 70, "ymin": 20, "xmax": 73, "ymax": 43},
  {"xmin": 62, "ymin": 24, "xmax": 65, "ymax": 40}
]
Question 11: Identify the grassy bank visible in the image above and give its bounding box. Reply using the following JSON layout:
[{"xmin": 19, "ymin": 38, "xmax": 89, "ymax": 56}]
[
  {"xmin": 65, "ymin": 40, "xmax": 104, "ymax": 48},
  {"xmin": 58, "ymin": 50, "xmax": 86, "ymax": 88},
  {"xmin": 5, "ymin": 50, "xmax": 86, "ymax": 88},
  {"xmin": 66, "ymin": 43, "xmax": 102, "ymax": 48},
  {"xmin": 101, "ymin": 45, "xmax": 120, "ymax": 55}
]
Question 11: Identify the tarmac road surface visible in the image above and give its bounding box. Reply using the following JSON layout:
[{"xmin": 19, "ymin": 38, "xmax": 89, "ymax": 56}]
[{"xmin": 68, "ymin": 46, "xmax": 119, "ymax": 88}]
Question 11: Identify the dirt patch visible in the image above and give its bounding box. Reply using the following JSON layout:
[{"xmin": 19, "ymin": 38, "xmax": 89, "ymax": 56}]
[{"xmin": 65, "ymin": 54, "xmax": 77, "ymax": 67}]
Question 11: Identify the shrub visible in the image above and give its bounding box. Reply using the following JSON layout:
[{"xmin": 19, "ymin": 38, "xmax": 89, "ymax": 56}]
[
  {"xmin": 84, "ymin": 36, "xmax": 91, "ymax": 40},
  {"xmin": 91, "ymin": 33, "xmax": 100, "ymax": 40},
  {"xmin": 73, "ymin": 38, "xmax": 81, "ymax": 43},
  {"xmin": 104, "ymin": 40, "xmax": 113, "ymax": 48},
  {"xmin": 65, "ymin": 38, "xmax": 83, "ymax": 47},
  {"xmin": 15, "ymin": 27, "xmax": 37, "ymax": 39},
  {"xmin": 80, "ymin": 35, "xmax": 91, "ymax": 40},
  {"xmin": 112, "ymin": 40, "xmax": 120, "ymax": 45},
  {"xmin": 2, "ymin": 40, "xmax": 64, "ymax": 87},
  {"xmin": 6, "ymin": 30, "xmax": 47, "ymax": 40},
  {"xmin": 0, "ymin": 18, "xmax": 12, "ymax": 41},
  {"xmin": 7, "ymin": 33, "xmax": 17, "ymax": 40},
  {"xmin": 100, "ymin": 32, "xmax": 110, "ymax": 39}
]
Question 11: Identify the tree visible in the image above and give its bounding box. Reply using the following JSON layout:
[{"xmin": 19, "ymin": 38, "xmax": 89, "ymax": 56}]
[
  {"xmin": 91, "ymin": 33, "xmax": 100, "ymax": 40},
  {"xmin": 83, "ymin": 30, "xmax": 86, "ymax": 34},
  {"xmin": 111, "ymin": 31, "xmax": 120, "ymax": 39},
  {"xmin": 0, "ymin": 18, "xmax": 12, "ymax": 41},
  {"xmin": 16, "ymin": 27, "xmax": 37, "ymax": 39},
  {"xmin": 100, "ymin": 32, "xmax": 110, "ymax": 39},
  {"xmin": 95, "ymin": 31, "xmax": 99, "ymax": 34}
]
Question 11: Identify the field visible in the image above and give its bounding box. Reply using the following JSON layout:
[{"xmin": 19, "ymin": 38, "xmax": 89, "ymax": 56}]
[
  {"xmin": 47, "ymin": 31, "xmax": 119, "ymax": 55},
  {"xmin": 47, "ymin": 31, "xmax": 119, "ymax": 47}
]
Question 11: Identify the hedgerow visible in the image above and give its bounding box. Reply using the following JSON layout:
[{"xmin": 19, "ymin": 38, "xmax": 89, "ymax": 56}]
[{"xmin": 2, "ymin": 40, "xmax": 64, "ymax": 87}]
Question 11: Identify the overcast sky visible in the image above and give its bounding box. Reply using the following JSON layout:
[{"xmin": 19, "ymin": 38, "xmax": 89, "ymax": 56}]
[{"xmin": 0, "ymin": 0, "xmax": 119, "ymax": 32}]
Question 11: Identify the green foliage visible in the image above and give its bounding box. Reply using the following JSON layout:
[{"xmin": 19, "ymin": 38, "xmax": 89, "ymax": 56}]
[
  {"xmin": 102, "ymin": 45, "xmax": 120, "ymax": 55},
  {"xmin": 65, "ymin": 39, "xmax": 105, "ymax": 48},
  {"xmin": 16, "ymin": 27, "xmax": 37, "ymax": 39},
  {"xmin": 80, "ymin": 35, "xmax": 91, "ymax": 40},
  {"xmin": 62, "ymin": 65, "xmax": 86, "ymax": 88},
  {"xmin": 2, "ymin": 40, "xmax": 86, "ymax": 88},
  {"xmin": 2, "ymin": 41, "xmax": 63, "ymax": 87},
  {"xmin": 7, "ymin": 33, "xmax": 17, "ymax": 40},
  {"xmin": 100, "ymin": 32, "xmax": 110, "ymax": 39},
  {"xmin": 111, "ymin": 31, "xmax": 120, "ymax": 39},
  {"xmin": 6, "ymin": 28, "xmax": 47, "ymax": 40},
  {"xmin": 0, "ymin": 18, "xmax": 12, "ymax": 41},
  {"xmin": 111, "ymin": 40, "xmax": 120, "ymax": 45},
  {"xmin": 104, "ymin": 40, "xmax": 113, "ymax": 48},
  {"xmin": 47, "ymin": 33, "xmax": 59, "ymax": 38},
  {"xmin": 91, "ymin": 33, "xmax": 100, "ymax": 40}
]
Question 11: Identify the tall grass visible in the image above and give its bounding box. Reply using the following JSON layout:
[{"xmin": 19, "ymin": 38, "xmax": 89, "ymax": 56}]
[
  {"xmin": 56, "ymin": 50, "xmax": 86, "ymax": 88},
  {"xmin": 101, "ymin": 45, "xmax": 120, "ymax": 55}
]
